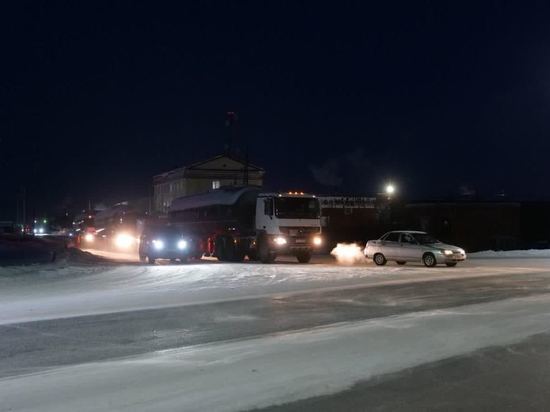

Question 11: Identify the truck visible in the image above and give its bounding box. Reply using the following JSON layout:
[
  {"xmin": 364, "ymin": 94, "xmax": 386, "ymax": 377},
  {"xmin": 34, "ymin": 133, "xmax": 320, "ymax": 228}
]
[{"xmin": 168, "ymin": 186, "xmax": 323, "ymax": 263}]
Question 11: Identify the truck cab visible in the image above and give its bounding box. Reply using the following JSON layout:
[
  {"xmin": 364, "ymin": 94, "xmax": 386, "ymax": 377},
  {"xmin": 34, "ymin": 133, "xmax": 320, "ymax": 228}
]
[{"xmin": 254, "ymin": 192, "xmax": 322, "ymax": 263}]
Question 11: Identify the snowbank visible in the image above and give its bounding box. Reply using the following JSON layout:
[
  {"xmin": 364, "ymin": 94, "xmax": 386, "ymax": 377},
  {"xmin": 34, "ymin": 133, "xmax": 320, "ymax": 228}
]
[
  {"xmin": 470, "ymin": 249, "xmax": 550, "ymax": 259},
  {"xmin": 3, "ymin": 294, "xmax": 550, "ymax": 411}
]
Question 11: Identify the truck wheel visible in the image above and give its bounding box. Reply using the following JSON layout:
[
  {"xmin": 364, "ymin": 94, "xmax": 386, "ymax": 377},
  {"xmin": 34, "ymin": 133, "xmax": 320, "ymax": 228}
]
[
  {"xmin": 422, "ymin": 253, "xmax": 437, "ymax": 267},
  {"xmin": 259, "ymin": 238, "xmax": 276, "ymax": 263},
  {"xmin": 373, "ymin": 253, "xmax": 387, "ymax": 266},
  {"xmin": 296, "ymin": 251, "xmax": 312, "ymax": 263},
  {"xmin": 147, "ymin": 256, "xmax": 156, "ymax": 265},
  {"xmin": 247, "ymin": 250, "xmax": 258, "ymax": 261},
  {"xmin": 215, "ymin": 237, "xmax": 227, "ymax": 261}
]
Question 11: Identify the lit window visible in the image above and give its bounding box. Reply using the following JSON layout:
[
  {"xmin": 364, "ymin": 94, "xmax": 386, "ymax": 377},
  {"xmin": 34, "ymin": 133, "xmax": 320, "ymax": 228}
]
[{"xmin": 212, "ymin": 180, "xmax": 220, "ymax": 190}]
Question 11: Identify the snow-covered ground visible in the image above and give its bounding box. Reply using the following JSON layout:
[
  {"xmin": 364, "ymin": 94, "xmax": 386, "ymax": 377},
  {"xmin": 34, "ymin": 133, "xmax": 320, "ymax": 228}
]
[
  {"xmin": 4, "ymin": 294, "xmax": 550, "ymax": 412},
  {"xmin": 2, "ymin": 248, "xmax": 550, "ymax": 411},
  {"xmin": 1, "ymin": 250, "xmax": 548, "ymax": 325},
  {"xmin": 470, "ymin": 248, "xmax": 550, "ymax": 258}
]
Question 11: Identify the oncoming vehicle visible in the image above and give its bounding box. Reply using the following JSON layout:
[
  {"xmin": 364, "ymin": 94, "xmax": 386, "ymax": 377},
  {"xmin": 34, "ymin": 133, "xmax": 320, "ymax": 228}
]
[
  {"xmin": 139, "ymin": 226, "xmax": 192, "ymax": 264},
  {"xmin": 364, "ymin": 230, "xmax": 467, "ymax": 267}
]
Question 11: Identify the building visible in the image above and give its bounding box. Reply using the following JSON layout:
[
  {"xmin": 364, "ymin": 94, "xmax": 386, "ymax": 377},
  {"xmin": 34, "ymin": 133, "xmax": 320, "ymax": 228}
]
[
  {"xmin": 318, "ymin": 196, "xmax": 387, "ymax": 248},
  {"xmin": 153, "ymin": 154, "xmax": 265, "ymax": 213}
]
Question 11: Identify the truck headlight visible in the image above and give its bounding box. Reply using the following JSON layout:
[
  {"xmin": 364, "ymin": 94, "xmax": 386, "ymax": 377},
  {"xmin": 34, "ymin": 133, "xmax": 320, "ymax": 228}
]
[
  {"xmin": 273, "ymin": 236, "xmax": 287, "ymax": 246},
  {"xmin": 152, "ymin": 239, "xmax": 164, "ymax": 250},
  {"xmin": 443, "ymin": 249, "xmax": 453, "ymax": 256},
  {"xmin": 177, "ymin": 240, "xmax": 187, "ymax": 250},
  {"xmin": 313, "ymin": 236, "xmax": 322, "ymax": 246}
]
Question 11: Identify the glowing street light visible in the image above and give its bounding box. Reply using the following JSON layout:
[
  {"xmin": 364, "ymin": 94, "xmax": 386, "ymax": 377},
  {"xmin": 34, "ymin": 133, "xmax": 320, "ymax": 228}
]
[{"xmin": 385, "ymin": 184, "xmax": 396, "ymax": 196}]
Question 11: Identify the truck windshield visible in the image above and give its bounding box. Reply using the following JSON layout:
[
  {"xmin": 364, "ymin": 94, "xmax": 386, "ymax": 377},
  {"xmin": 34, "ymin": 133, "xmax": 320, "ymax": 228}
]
[{"xmin": 274, "ymin": 197, "xmax": 320, "ymax": 219}]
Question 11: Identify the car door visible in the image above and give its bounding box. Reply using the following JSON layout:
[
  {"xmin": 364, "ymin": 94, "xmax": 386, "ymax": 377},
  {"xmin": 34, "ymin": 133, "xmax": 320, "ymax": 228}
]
[
  {"xmin": 399, "ymin": 233, "xmax": 422, "ymax": 261},
  {"xmin": 380, "ymin": 232, "xmax": 401, "ymax": 259}
]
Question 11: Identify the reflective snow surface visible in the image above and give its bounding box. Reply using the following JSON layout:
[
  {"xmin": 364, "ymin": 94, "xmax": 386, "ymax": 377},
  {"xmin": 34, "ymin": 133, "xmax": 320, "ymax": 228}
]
[{"xmin": 1, "ymin": 250, "xmax": 550, "ymax": 411}]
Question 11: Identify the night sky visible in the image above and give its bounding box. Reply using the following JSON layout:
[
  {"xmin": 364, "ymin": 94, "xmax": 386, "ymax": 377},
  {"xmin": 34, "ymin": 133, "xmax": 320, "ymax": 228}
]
[{"xmin": 2, "ymin": 1, "xmax": 550, "ymax": 219}]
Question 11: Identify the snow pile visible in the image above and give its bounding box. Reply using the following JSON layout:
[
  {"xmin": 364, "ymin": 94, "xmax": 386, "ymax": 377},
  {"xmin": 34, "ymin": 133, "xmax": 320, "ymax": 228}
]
[
  {"xmin": 330, "ymin": 243, "xmax": 367, "ymax": 265},
  {"xmin": 471, "ymin": 249, "xmax": 550, "ymax": 259},
  {"xmin": 4, "ymin": 294, "xmax": 550, "ymax": 411}
]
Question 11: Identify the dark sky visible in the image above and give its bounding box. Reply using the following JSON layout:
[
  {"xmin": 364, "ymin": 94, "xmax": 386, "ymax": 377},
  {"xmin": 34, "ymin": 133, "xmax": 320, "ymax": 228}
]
[{"xmin": 2, "ymin": 1, "xmax": 550, "ymax": 219}]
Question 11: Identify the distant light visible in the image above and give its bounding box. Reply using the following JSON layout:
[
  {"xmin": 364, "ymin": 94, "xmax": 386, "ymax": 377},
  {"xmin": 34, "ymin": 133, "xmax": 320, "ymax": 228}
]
[
  {"xmin": 38, "ymin": 227, "xmax": 44, "ymax": 234},
  {"xmin": 177, "ymin": 240, "xmax": 187, "ymax": 250},
  {"xmin": 84, "ymin": 233, "xmax": 94, "ymax": 242},
  {"xmin": 43, "ymin": 219, "xmax": 47, "ymax": 224},
  {"xmin": 385, "ymin": 184, "xmax": 396, "ymax": 196}
]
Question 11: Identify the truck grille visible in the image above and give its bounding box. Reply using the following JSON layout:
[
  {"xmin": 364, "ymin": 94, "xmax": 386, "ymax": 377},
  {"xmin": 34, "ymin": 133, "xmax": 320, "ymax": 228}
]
[{"xmin": 279, "ymin": 227, "xmax": 320, "ymax": 236}]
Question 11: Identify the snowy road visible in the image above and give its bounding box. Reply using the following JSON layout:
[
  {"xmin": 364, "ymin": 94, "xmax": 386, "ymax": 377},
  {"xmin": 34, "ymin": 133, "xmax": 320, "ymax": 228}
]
[{"xmin": 1, "ymin": 250, "xmax": 550, "ymax": 411}]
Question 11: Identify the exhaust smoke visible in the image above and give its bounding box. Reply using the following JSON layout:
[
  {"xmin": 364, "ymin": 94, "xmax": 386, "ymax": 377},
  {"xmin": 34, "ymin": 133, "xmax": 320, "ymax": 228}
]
[{"xmin": 331, "ymin": 243, "xmax": 367, "ymax": 265}]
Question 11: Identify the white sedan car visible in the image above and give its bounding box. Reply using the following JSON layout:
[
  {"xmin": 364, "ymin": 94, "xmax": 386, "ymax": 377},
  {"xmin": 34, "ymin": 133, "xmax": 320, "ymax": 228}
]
[{"xmin": 364, "ymin": 230, "xmax": 467, "ymax": 267}]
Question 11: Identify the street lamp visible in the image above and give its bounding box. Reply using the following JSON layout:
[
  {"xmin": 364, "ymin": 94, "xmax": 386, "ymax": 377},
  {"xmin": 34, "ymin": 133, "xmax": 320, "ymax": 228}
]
[{"xmin": 385, "ymin": 184, "xmax": 396, "ymax": 196}]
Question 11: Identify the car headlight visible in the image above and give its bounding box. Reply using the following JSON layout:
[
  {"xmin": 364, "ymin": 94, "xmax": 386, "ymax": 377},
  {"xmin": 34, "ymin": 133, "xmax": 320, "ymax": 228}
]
[
  {"xmin": 114, "ymin": 233, "xmax": 134, "ymax": 249},
  {"xmin": 313, "ymin": 236, "xmax": 322, "ymax": 246},
  {"xmin": 177, "ymin": 240, "xmax": 187, "ymax": 250},
  {"xmin": 84, "ymin": 233, "xmax": 94, "ymax": 242},
  {"xmin": 443, "ymin": 249, "xmax": 453, "ymax": 256},
  {"xmin": 273, "ymin": 236, "xmax": 287, "ymax": 246},
  {"xmin": 152, "ymin": 239, "xmax": 164, "ymax": 250}
]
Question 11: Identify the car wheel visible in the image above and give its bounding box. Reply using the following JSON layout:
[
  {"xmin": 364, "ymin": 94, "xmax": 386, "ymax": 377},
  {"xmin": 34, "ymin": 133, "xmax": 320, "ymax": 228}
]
[
  {"xmin": 446, "ymin": 262, "xmax": 457, "ymax": 267},
  {"xmin": 373, "ymin": 253, "xmax": 387, "ymax": 266},
  {"xmin": 422, "ymin": 253, "xmax": 436, "ymax": 267},
  {"xmin": 147, "ymin": 256, "xmax": 156, "ymax": 265},
  {"xmin": 396, "ymin": 261, "xmax": 406, "ymax": 265}
]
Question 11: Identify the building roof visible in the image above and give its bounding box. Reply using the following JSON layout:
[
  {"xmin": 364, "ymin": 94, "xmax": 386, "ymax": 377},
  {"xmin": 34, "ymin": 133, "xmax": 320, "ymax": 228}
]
[
  {"xmin": 186, "ymin": 153, "xmax": 264, "ymax": 172},
  {"xmin": 154, "ymin": 153, "xmax": 264, "ymax": 183}
]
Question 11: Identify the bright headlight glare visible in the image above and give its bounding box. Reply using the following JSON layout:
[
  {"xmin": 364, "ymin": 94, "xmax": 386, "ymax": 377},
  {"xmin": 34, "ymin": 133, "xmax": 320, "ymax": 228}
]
[
  {"xmin": 177, "ymin": 240, "xmax": 187, "ymax": 250},
  {"xmin": 273, "ymin": 236, "xmax": 287, "ymax": 246},
  {"xmin": 84, "ymin": 233, "xmax": 94, "ymax": 242},
  {"xmin": 443, "ymin": 249, "xmax": 453, "ymax": 255},
  {"xmin": 313, "ymin": 236, "xmax": 322, "ymax": 246},
  {"xmin": 114, "ymin": 233, "xmax": 134, "ymax": 249},
  {"xmin": 152, "ymin": 239, "xmax": 164, "ymax": 250}
]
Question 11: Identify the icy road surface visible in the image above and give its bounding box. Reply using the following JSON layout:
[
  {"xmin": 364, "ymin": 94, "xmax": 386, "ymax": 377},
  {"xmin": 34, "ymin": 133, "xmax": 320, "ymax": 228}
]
[{"xmin": 1, "ymin": 250, "xmax": 550, "ymax": 411}]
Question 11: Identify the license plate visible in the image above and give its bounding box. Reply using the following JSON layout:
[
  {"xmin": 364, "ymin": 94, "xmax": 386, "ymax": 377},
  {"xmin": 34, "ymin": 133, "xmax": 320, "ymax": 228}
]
[{"xmin": 295, "ymin": 238, "xmax": 306, "ymax": 243}]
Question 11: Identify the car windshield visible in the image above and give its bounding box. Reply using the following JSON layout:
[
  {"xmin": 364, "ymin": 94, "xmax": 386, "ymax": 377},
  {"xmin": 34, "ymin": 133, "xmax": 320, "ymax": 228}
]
[
  {"xmin": 274, "ymin": 197, "xmax": 320, "ymax": 219},
  {"xmin": 412, "ymin": 233, "xmax": 440, "ymax": 244}
]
